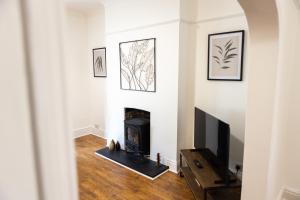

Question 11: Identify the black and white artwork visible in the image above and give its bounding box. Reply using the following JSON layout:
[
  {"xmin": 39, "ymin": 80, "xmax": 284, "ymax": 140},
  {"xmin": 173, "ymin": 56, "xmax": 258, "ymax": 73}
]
[
  {"xmin": 93, "ymin": 48, "xmax": 106, "ymax": 77},
  {"xmin": 119, "ymin": 38, "xmax": 156, "ymax": 92},
  {"xmin": 208, "ymin": 30, "xmax": 245, "ymax": 81}
]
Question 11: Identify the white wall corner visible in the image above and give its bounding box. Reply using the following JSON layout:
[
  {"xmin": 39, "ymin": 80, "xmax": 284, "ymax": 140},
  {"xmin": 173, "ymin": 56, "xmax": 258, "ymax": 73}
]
[
  {"xmin": 73, "ymin": 125, "xmax": 105, "ymax": 139},
  {"xmin": 73, "ymin": 126, "xmax": 93, "ymax": 138},
  {"xmin": 89, "ymin": 126, "xmax": 105, "ymax": 138},
  {"xmin": 150, "ymin": 155, "xmax": 178, "ymax": 174},
  {"xmin": 166, "ymin": 159, "xmax": 178, "ymax": 174}
]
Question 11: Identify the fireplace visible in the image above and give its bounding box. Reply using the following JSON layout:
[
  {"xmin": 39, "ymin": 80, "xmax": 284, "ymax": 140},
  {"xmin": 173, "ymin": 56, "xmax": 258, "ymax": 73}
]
[
  {"xmin": 124, "ymin": 108, "xmax": 150, "ymax": 156},
  {"xmin": 95, "ymin": 108, "xmax": 168, "ymax": 179}
]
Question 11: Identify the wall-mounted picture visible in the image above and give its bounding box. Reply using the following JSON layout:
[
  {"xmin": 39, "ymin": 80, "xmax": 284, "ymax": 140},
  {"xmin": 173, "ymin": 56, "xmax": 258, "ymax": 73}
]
[
  {"xmin": 119, "ymin": 38, "xmax": 156, "ymax": 92},
  {"xmin": 93, "ymin": 47, "xmax": 107, "ymax": 77},
  {"xmin": 208, "ymin": 30, "xmax": 245, "ymax": 81}
]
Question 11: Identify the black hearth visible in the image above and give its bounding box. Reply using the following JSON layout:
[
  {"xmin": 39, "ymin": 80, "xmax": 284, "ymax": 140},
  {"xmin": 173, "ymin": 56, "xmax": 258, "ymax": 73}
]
[
  {"xmin": 95, "ymin": 108, "xmax": 169, "ymax": 179},
  {"xmin": 124, "ymin": 108, "xmax": 150, "ymax": 156}
]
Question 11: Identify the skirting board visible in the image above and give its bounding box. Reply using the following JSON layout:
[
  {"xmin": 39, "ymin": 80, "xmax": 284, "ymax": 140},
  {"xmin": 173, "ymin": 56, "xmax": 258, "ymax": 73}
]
[
  {"xmin": 95, "ymin": 152, "xmax": 169, "ymax": 181},
  {"xmin": 73, "ymin": 126, "xmax": 106, "ymax": 139},
  {"xmin": 150, "ymin": 155, "xmax": 177, "ymax": 174}
]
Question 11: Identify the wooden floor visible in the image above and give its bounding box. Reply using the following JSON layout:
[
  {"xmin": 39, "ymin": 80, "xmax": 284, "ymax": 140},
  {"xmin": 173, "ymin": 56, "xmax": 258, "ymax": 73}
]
[{"xmin": 75, "ymin": 135, "xmax": 194, "ymax": 200}]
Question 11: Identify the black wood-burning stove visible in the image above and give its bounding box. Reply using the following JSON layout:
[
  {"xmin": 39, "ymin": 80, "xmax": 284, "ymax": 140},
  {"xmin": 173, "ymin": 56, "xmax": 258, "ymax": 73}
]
[
  {"xmin": 95, "ymin": 108, "xmax": 169, "ymax": 179},
  {"xmin": 124, "ymin": 108, "xmax": 150, "ymax": 156}
]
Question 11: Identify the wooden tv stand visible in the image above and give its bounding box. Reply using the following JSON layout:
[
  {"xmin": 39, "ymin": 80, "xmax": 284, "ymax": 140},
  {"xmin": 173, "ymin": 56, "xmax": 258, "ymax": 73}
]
[{"xmin": 180, "ymin": 149, "xmax": 241, "ymax": 200}]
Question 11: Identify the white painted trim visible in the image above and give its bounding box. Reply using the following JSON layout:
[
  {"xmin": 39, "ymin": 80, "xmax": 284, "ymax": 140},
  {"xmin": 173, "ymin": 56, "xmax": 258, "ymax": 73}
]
[
  {"xmin": 73, "ymin": 125, "xmax": 106, "ymax": 139},
  {"xmin": 73, "ymin": 126, "xmax": 93, "ymax": 138},
  {"xmin": 91, "ymin": 133, "xmax": 107, "ymax": 139},
  {"xmin": 165, "ymin": 159, "xmax": 178, "ymax": 174},
  {"xmin": 193, "ymin": 13, "xmax": 245, "ymax": 24},
  {"xmin": 106, "ymin": 13, "xmax": 245, "ymax": 35},
  {"xmin": 90, "ymin": 133, "xmax": 107, "ymax": 140},
  {"xmin": 74, "ymin": 133, "xmax": 107, "ymax": 140},
  {"xmin": 181, "ymin": 13, "xmax": 245, "ymax": 27},
  {"xmin": 150, "ymin": 155, "xmax": 178, "ymax": 174},
  {"xmin": 74, "ymin": 132, "xmax": 107, "ymax": 140},
  {"xmin": 106, "ymin": 19, "xmax": 180, "ymax": 35},
  {"xmin": 95, "ymin": 152, "xmax": 169, "ymax": 180}
]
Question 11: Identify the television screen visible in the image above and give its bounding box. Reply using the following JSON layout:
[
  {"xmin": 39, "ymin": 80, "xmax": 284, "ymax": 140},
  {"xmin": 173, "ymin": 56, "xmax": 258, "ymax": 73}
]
[{"xmin": 194, "ymin": 107, "xmax": 230, "ymax": 177}]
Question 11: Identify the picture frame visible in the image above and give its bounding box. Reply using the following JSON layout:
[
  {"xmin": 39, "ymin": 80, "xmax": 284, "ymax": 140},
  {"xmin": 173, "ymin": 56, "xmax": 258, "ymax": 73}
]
[
  {"xmin": 119, "ymin": 38, "xmax": 156, "ymax": 92},
  {"xmin": 93, "ymin": 47, "xmax": 107, "ymax": 77},
  {"xmin": 207, "ymin": 30, "xmax": 245, "ymax": 81}
]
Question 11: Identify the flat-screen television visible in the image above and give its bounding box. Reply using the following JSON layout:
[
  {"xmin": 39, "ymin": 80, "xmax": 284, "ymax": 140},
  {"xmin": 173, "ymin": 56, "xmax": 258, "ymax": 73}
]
[{"xmin": 194, "ymin": 107, "xmax": 230, "ymax": 183}]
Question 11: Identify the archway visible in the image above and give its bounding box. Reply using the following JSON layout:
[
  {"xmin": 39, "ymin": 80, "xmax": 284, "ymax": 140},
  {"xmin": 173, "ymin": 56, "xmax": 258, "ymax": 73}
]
[
  {"xmin": 239, "ymin": 0, "xmax": 300, "ymax": 199},
  {"xmin": 237, "ymin": 0, "xmax": 279, "ymax": 199}
]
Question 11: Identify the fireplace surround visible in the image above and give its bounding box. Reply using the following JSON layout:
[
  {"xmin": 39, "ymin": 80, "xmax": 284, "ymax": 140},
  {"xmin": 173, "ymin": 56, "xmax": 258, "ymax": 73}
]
[{"xmin": 124, "ymin": 108, "xmax": 150, "ymax": 156}]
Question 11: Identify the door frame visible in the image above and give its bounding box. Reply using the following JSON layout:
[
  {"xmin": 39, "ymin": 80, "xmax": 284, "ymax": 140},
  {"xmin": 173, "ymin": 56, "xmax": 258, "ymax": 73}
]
[{"xmin": 20, "ymin": 0, "xmax": 78, "ymax": 199}]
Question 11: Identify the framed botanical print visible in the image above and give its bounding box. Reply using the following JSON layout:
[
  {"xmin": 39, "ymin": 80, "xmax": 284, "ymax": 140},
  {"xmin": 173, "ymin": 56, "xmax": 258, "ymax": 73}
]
[
  {"xmin": 93, "ymin": 47, "xmax": 107, "ymax": 77},
  {"xmin": 208, "ymin": 30, "xmax": 245, "ymax": 81},
  {"xmin": 119, "ymin": 38, "xmax": 156, "ymax": 92}
]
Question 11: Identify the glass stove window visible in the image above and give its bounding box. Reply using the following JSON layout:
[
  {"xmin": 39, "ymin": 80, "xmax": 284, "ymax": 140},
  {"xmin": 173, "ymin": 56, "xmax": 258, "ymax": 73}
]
[{"xmin": 128, "ymin": 128, "xmax": 139, "ymax": 145}]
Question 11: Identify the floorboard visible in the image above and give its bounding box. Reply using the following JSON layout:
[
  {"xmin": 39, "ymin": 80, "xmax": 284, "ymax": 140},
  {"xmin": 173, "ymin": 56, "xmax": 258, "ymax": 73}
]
[{"xmin": 75, "ymin": 134, "xmax": 194, "ymax": 200}]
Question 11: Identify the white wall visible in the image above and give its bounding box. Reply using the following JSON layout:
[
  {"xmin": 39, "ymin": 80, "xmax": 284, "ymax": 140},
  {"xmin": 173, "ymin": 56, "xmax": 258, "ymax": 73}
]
[
  {"xmin": 103, "ymin": 0, "xmax": 248, "ymax": 173},
  {"xmin": 104, "ymin": 0, "xmax": 180, "ymax": 172},
  {"xmin": 194, "ymin": 15, "xmax": 248, "ymax": 171},
  {"xmin": 194, "ymin": 0, "xmax": 300, "ymax": 199},
  {"xmin": 192, "ymin": 0, "xmax": 248, "ymax": 171},
  {"xmin": 0, "ymin": 1, "xmax": 39, "ymax": 199},
  {"xmin": 87, "ymin": 7, "xmax": 106, "ymax": 134},
  {"xmin": 266, "ymin": 0, "xmax": 300, "ymax": 199},
  {"xmin": 64, "ymin": 4, "xmax": 106, "ymax": 137},
  {"xmin": 64, "ymin": 0, "xmax": 249, "ymax": 174},
  {"xmin": 177, "ymin": 0, "xmax": 197, "ymax": 168},
  {"xmin": 105, "ymin": 0, "xmax": 180, "ymax": 33},
  {"xmin": 177, "ymin": 22, "xmax": 196, "ymax": 155},
  {"xmin": 65, "ymin": 9, "xmax": 90, "ymax": 130},
  {"xmin": 196, "ymin": 0, "xmax": 243, "ymax": 20},
  {"xmin": 105, "ymin": 24, "xmax": 180, "ymax": 171}
]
